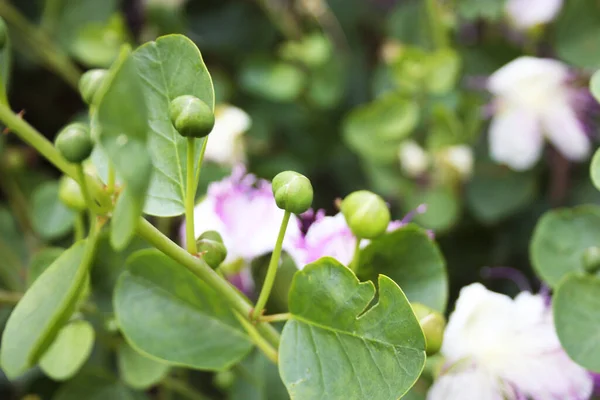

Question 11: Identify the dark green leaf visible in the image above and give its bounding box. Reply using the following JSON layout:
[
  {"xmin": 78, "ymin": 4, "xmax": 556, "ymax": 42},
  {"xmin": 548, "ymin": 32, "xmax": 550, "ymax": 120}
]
[
  {"xmin": 279, "ymin": 258, "xmax": 426, "ymax": 400},
  {"xmin": 230, "ymin": 350, "xmax": 288, "ymax": 400},
  {"xmin": 553, "ymin": 273, "xmax": 600, "ymax": 372},
  {"xmin": 357, "ymin": 225, "xmax": 447, "ymax": 312},
  {"xmin": 530, "ymin": 206, "xmax": 600, "ymax": 286},
  {"xmin": 114, "ymin": 249, "xmax": 252, "ymax": 370},
  {"xmin": 31, "ymin": 182, "xmax": 75, "ymax": 240}
]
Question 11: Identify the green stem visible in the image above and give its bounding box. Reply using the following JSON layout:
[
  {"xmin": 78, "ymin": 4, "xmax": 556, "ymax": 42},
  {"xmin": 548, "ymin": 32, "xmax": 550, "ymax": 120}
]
[
  {"xmin": 0, "ymin": 0, "xmax": 81, "ymax": 88},
  {"xmin": 185, "ymin": 137, "xmax": 198, "ymax": 254},
  {"xmin": 193, "ymin": 136, "xmax": 208, "ymax": 193},
  {"xmin": 161, "ymin": 377, "xmax": 210, "ymax": 400},
  {"xmin": 252, "ymin": 210, "xmax": 291, "ymax": 320},
  {"xmin": 350, "ymin": 238, "xmax": 361, "ymax": 272},
  {"xmin": 234, "ymin": 312, "xmax": 278, "ymax": 364},
  {"xmin": 76, "ymin": 165, "xmax": 95, "ymax": 228},
  {"xmin": 135, "ymin": 219, "xmax": 281, "ymax": 349},
  {"xmin": 424, "ymin": 0, "xmax": 447, "ymax": 49},
  {"xmin": 74, "ymin": 212, "xmax": 85, "ymax": 242},
  {"xmin": 260, "ymin": 312, "xmax": 291, "ymax": 323},
  {"xmin": 106, "ymin": 163, "xmax": 116, "ymax": 195}
]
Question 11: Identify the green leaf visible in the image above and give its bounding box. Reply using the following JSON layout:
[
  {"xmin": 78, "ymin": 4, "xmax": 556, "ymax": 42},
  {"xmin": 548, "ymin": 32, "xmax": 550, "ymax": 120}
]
[
  {"xmin": 70, "ymin": 14, "xmax": 128, "ymax": 67},
  {"xmin": 357, "ymin": 225, "xmax": 447, "ymax": 312},
  {"xmin": 456, "ymin": 0, "xmax": 504, "ymax": 20},
  {"xmin": 590, "ymin": 148, "xmax": 600, "ymax": 190},
  {"xmin": 131, "ymin": 34, "xmax": 214, "ymax": 217},
  {"xmin": 31, "ymin": 182, "xmax": 75, "ymax": 240},
  {"xmin": 39, "ymin": 319, "xmax": 95, "ymax": 381},
  {"xmin": 531, "ymin": 206, "xmax": 600, "ymax": 286},
  {"xmin": 343, "ymin": 94, "xmax": 419, "ymax": 163},
  {"xmin": 554, "ymin": 273, "xmax": 600, "ymax": 372},
  {"xmin": 0, "ymin": 25, "xmax": 11, "ymax": 106},
  {"xmin": 28, "ymin": 247, "xmax": 64, "ymax": 287},
  {"xmin": 118, "ymin": 340, "xmax": 169, "ymax": 390},
  {"xmin": 404, "ymin": 186, "xmax": 460, "ymax": 231},
  {"xmin": 230, "ymin": 350, "xmax": 288, "ymax": 400},
  {"xmin": 53, "ymin": 370, "xmax": 143, "ymax": 400},
  {"xmin": 466, "ymin": 164, "xmax": 537, "ymax": 224},
  {"xmin": 114, "ymin": 249, "xmax": 252, "ymax": 370},
  {"xmin": 0, "ymin": 241, "xmax": 89, "ymax": 378},
  {"xmin": 425, "ymin": 49, "xmax": 461, "ymax": 95},
  {"xmin": 95, "ymin": 47, "xmax": 150, "ymax": 250},
  {"xmin": 279, "ymin": 258, "xmax": 426, "ymax": 400},
  {"xmin": 555, "ymin": 0, "xmax": 600, "ymax": 68},
  {"xmin": 240, "ymin": 58, "xmax": 306, "ymax": 102},
  {"xmin": 54, "ymin": 0, "xmax": 117, "ymax": 51}
]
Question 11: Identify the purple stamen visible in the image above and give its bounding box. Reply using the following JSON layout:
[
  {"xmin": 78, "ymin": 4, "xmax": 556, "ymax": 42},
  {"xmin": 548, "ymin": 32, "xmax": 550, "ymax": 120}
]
[{"xmin": 400, "ymin": 203, "xmax": 428, "ymax": 225}]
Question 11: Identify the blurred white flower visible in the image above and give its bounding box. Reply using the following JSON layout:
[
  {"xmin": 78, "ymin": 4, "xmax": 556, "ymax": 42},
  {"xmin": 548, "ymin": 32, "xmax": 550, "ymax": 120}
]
[
  {"xmin": 398, "ymin": 140, "xmax": 429, "ymax": 177},
  {"xmin": 438, "ymin": 145, "xmax": 474, "ymax": 179},
  {"xmin": 204, "ymin": 105, "xmax": 251, "ymax": 167},
  {"xmin": 427, "ymin": 283, "xmax": 593, "ymax": 400},
  {"xmin": 487, "ymin": 57, "xmax": 590, "ymax": 171},
  {"xmin": 505, "ymin": 0, "xmax": 563, "ymax": 30}
]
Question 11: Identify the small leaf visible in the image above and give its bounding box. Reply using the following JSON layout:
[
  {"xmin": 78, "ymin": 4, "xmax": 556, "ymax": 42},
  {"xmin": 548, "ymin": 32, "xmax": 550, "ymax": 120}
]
[
  {"xmin": 31, "ymin": 182, "xmax": 75, "ymax": 240},
  {"xmin": 53, "ymin": 370, "xmax": 142, "ymax": 400},
  {"xmin": 279, "ymin": 257, "xmax": 426, "ymax": 400},
  {"xmin": 114, "ymin": 249, "xmax": 252, "ymax": 370},
  {"xmin": 131, "ymin": 34, "xmax": 214, "ymax": 217},
  {"xmin": 0, "ymin": 241, "xmax": 89, "ymax": 378},
  {"xmin": 118, "ymin": 340, "xmax": 169, "ymax": 390},
  {"xmin": 39, "ymin": 319, "xmax": 95, "ymax": 381},
  {"xmin": 553, "ymin": 273, "xmax": 600, "ymax": 372},
  {"xmin": 530, "ymin": 206, "xmax": 600, "ymax": 286},
  {"xmin": 95, "ymin": 46, "xmax": 150, "ymax": 249},
  {"xmin": 28, "ymin": 247, "xmax": 64, "ymax": 287},
  {"xmin": 358, "ymin": 225, "xmax": 448, "ymax": 312}
]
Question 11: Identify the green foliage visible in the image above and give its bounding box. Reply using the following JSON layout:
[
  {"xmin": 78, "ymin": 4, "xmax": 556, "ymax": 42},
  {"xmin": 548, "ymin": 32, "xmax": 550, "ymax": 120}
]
[
  {"xmin": 114, "ymin": 249, "xmax": 253, "ymax": 370},
  {"xmin": 357, "ymin": 225, "xmax": 448, "ymax": 312},
  {"xmin": 117, "ymin": 341, "xmax": 170, "ymax": 390},
  {"xmin": 555, "ymin": 0, "xmax": 600, "ymax": 68},
  {"xmin": 31, "ymin": 182, "xmax": 75, "ymax": 240},
  {"xmin": 27, "ymin": 247, "xmax": 64, "ymax": 286},
  {"xmin": 279, "ymin": 258, "xmax": 426, "ymax": 400},
  {"xmin": 53, "ymin": 370, "xmax": 143, "ymax": 400}
]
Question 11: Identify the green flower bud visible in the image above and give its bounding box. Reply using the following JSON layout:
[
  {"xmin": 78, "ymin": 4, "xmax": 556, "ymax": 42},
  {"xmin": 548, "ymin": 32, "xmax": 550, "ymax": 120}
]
[
  {"xmin": 58, "ymin": 175, "xmax": 86, "ymax": 211},
  {"xmin": 169, "ymin": 95, "xmax": 215, "ymax": 138},
  {"xmin": 79, "ymin": 69, "xmax": 108, "ymax": 104},
  {"xmin": 0, "ymin": 17, "xmax": 8, "ymax": 50},
  {"xmin": 196, "ymin": 230, "xmax": 227, "ymax": 269},
  {"xmin": 583, "ymin": 246, "xmax": 600, "ymax": 274},
  {"xmin": 411, "ymin": 302, "xmax": 445, "ymax": 356},
  {"xmin": 54, "ymin": 123, "xmax": 94, "ymax": 163},
  {"xmin": 340, "ymin": 190, "xmax": 390, "ymax": 239},
  {"xmin": 213, "ymin": 369, "xmax": 235, "ymax": 389},
  {"xmin": 272, "ymin": 171, "xmax": 313, "ymax": 214}
]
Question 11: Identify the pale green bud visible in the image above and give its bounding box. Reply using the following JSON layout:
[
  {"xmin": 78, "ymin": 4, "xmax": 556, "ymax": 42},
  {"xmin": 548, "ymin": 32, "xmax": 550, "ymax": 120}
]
[
  {"xmin": 340, "ymin": 190, "xmax": 390, "ymax": 239},
  {"xmin": 272, "ymin": 171, "xmax": 313, "ymax": 214}
]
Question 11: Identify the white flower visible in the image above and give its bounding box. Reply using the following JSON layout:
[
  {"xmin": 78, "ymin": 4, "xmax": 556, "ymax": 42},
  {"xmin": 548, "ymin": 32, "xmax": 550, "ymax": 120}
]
[
  {"xmin": 204, "ymin": 105, "xmax": 251, "ymax": 166},
  {"xmin": 438, "ymin": 145, "xmax": 474, "ymax": 179},
  {"xmin": 488, "ymin": 57, "xmax": 590, "ymax": 171},
  {"xmin": 399, "ymin": 140, "xmax": 430, "ymax": 177},
  {"xmin": 505, "ymin": 0, "xmax": 563, "ymax": 30},
  {"xmin": 427, "ymin": 283, "xmax": 593, "ymax": 400}
]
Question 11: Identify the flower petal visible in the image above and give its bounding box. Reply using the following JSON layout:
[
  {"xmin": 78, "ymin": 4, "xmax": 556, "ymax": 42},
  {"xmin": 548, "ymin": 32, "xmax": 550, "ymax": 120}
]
[
  {"xmin": 542, "ymin": 101, "xmax": 590, "ymax": 161},
  {"xmin": 505, "ymin": 0, "xmax": 563, "ymax": 29},
  {"xmin": 427, "ymin": 366, "xmax": 508, "ymax": 400},
  {"xmin": 205, "ymin": 105, "xmax": 251, "ymax": 166}
]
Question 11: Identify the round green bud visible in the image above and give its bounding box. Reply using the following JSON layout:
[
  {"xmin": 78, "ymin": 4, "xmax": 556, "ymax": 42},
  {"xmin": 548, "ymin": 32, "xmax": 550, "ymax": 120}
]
[
  {"xmin": 196, "ymin": 230, "xmax": 227, "ymax": 269},
  {"xmin": 340, "ymin": 190, "xmax": 390, "ymax": 239},
  {"xmin": 54, "ymin": 123, "xmax": 94, "ymax": 163},
  {"xmin": 412, "ymin": 302, "xmax": 445, "ymax": 356},
  {"xmin": 169, "ymin": 95, "xmax": 215, "ymax": 138},
  {"xmin": 272, "ymin": 171, "xmax": 313, "ymax": 214},
  {"xmin": 583, "ymin": 246, "xmax": 600, "ymax": 274},
  {"xmin": 58, "ymin": 175, "xmax": 86, "ymax": 211},
  {"xmin": 0, "ymin": 18, "xmax": 8, "ymax": 50},
  {"xmin": 79, "ymin": 69, "xmax": 108, "ymax": 104},
  {"xmin": 213, "ymin": 369, "xmax": 235, "ymax": 389}
]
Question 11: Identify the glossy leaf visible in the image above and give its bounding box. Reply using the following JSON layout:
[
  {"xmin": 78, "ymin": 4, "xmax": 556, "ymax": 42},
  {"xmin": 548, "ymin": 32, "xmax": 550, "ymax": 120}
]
[
  {"xmin": 31, "ymin": 182, "xmax": 75, "ymax": 240},
  {"xmin": 53, "ymin": 370, "xmax": 142, "ymax": 400},
  {"xmin": 553, "ymin": 273, "xmax": 600, "ymax": 372},
  {"xmin": 530, "ymin": 206, "xmax": 600, "ymax": 286},
  {"xmin": 279, "ymin": 257, "xmax": 426, "ymax": 400},
  {"xmin": 118, "ymin": 340, "xmax": 169, "ymax": 390},
  {"xmin": 0, "ymin": 241, "xmax": 89, "ymax": 378},
  {"xmin": 28, "ymin": 247, "xmax": 64, "ymax": 287},
  {"xmin": 131, "ymin": 34, "xmax": 214, "ymax": 217},
  {"xmin": 39, "ymin": 319, "xmax": 95, "ymax": 381},
  {"xmin": 357, "ymin": 225, "xmax": 447, "ymax": 312},
  {"xmin": 114, "ymin": 249, "xmax": 252, "ymax": 370},
  {"xmin": 95, "ymin": 47, "xmax": 150, "ymax": 250}
]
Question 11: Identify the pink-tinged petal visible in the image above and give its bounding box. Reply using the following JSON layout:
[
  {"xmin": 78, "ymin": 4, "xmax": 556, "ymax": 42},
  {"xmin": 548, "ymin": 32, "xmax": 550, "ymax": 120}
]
[
  {"xmin": 489, "ymin": 107, "xmax": 543, "ymax": 171},
  {"xmin": 302, "ymin": 213, "xmax": 358, "ymax": 267},
  {"xmin": 505, "ymin": 0, "xmax": 563, "ymax": 29},
  {"xmin": 427, "ymin": 365, "xmax": 508, "ymax": 400},
  {"xmin": 542, "ymin": 101, "xmax": 590, "ymax": 161}
]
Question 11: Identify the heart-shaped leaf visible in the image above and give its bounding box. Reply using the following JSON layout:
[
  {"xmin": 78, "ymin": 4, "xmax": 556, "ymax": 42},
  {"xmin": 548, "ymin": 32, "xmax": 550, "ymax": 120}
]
[
  {"xmin": 553, "ymin": 273, "xmax": 600, "ymax": 373},
  {"xmin": 0, "ymin": 240, "xmax": 89, "ymax": 378},
  {"xmin": 131, "ymin": 34, "xmax": 214, "ymax": 217},
  {"xmin": 114, "ymin": 249, "xmax": 252, "ymax": 370},
  {"xmin": 530, "ymin": 206, "xmax": 600, "ymax": 286},
  {"xmin": 279, "ymin": 257, "xmax": 426, "ymax": 400},
  {"xmin": 357, "ymin": 225, "xmax": 447, "ymax": 312}
]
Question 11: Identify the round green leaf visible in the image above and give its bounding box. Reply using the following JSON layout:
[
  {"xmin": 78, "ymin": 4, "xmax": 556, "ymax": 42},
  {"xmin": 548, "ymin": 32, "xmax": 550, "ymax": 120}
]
[
  {"xmin": 0, "ymin": 241, "xmax": 89, "ymax": 378},
  {"xmin": 358, "ymin": 225, "xmax": 447, "ymax": 312},
  {"xmin": 279, "ymin": 257, "xmax": 426, "ymax": 400},
  {"xmin": 31, "ymin": 182, "xmax": 75, "ymax": 240},
  {"xmin": 114, "ymin": 249, "xmax": 252, "ymax": 371},
  {"xmin": 118, "ymin": 341, "xmax": 169, "ymax": 390},
  {"xmin": 28, "ymin": 247, "xmax": 64, "ymax": 287},
  {"xmin": 70, "ymin": 15, "xmax": 127, "ymax": 67},
  {"xmin": 531, "ymin": 206, "xmax": 600, "ymax": 286},
  {"xmin": 554, "ymin": 273, "xmax": 600, "ymax": 372},
  {"xmin": 590, "ymin": 148, "xmax": 600, "ymax": 191},
  {"xmin": 39, "ymin": 319, "xmax": 95, "ymax": 381}
]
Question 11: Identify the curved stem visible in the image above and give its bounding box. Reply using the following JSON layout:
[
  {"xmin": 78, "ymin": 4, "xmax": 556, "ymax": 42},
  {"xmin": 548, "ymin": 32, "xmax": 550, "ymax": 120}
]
[
  {"xmin": 74, "ymin": 212, "xmax": 85, "ymax": 242},
  {"xmin": 185, "ymin": 137, "xmax": 197, "ymax": 254},
  {"xmin": 260, "ymin": 312, "xmax": 291, "ymax": 323},
  {"xmin": 234, "ymin": 311, "xmax": 278, "ymax": 364},
  {"xmin": 253, "ymin": 210, "xmax": 291, "ymax": 320},
  {"xmin": 193, "ymin": 136, "xmax": 208, "ymax": 193},
  {"xmin": 350, "ymin": 238, "xmax": 361, "ymax": 272},
  {"xmin": 106, "ymin": 163, "xmax": 116, "ymax": 195},
  {"xmin": 76, "ymin": 165, "xmax": 95, "ymax": 228}
]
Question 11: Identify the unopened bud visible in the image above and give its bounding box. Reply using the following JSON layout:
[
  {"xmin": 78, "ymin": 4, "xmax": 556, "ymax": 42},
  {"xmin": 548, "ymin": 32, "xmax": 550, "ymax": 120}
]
[
  {"xmin": 412, "ymin": 302, "xmax": 445, "ymax": 356},
  {"xmin": 196, "ymin": 230, "xmax": 227, "ymax": 269},
  {"xmin": 340, "ymin": 190, "xmax": 390, "ymax": 239},
  {"xmin": 79, "ymin": 69, "xmax": 108, "ymax": 105},
  {"xmin": 583, "ymin": 246, "xmax": 600, "ymax": 274},
  {"xmin": 169, "ymin": 95, "xmax": 215, "ymax": 138},
  {"xmin": 272, "ymin": 171, "xmax": 313, "ymax": 214},
  {"xmin": 54, "ymin": 123, "xmax": 94, "ymax": 163}
]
